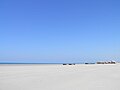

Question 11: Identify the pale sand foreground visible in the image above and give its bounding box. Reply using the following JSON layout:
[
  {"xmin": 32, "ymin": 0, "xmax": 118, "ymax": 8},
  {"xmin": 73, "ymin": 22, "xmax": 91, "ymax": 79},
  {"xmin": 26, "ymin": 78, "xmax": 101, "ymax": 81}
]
[{"xmin": 0, "ymin": 64, "xmax": 120, "ymax": 90}]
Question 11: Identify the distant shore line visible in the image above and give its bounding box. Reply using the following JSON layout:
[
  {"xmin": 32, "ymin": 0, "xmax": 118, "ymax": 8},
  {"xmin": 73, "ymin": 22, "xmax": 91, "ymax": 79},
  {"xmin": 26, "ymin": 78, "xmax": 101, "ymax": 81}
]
[
  {"xmin": 0, "ymin": 61, "xmax": 117, "ymax": 65},
  {"xmin": 0, "ymin": 62, "xmax": 93, "ymax": 64}
]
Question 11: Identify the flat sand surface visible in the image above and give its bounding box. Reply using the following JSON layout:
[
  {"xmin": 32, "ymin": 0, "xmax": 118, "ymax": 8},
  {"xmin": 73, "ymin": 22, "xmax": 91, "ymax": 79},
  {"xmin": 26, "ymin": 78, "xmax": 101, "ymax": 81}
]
[{"xmin": 0, "ymin": 64, "xmax": 120, "ymax": 90}]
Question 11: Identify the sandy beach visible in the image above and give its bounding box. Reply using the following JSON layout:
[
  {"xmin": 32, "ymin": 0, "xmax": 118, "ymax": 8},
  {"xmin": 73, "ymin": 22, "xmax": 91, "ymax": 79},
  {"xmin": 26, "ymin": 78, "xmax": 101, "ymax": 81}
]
[{"xmin": 0, "ymin": 64, "xmax": 120, "ymax": 90}]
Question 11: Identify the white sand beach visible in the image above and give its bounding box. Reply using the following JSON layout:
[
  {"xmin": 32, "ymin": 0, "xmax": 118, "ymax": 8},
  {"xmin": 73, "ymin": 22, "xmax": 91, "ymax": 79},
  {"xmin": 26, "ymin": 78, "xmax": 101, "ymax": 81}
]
[{"xmin": 0, "ymin": 64, "xmax": 120, "ymax": 90}]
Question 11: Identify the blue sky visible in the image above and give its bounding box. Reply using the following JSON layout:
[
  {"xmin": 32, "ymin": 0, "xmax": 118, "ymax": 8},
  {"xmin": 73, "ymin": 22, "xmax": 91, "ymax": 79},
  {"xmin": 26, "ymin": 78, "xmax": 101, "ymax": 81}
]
[{"xmin": 0, "ymin": 0, "xmax": 120, "ymax": 63}]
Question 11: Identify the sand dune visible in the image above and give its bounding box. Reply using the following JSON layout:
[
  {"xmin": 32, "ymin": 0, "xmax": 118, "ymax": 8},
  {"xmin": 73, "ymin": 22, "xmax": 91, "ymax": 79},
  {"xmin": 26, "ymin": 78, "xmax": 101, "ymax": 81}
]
[{"xmin": 0, "ymin": 64, "xmax": 120, "ymax": 90}]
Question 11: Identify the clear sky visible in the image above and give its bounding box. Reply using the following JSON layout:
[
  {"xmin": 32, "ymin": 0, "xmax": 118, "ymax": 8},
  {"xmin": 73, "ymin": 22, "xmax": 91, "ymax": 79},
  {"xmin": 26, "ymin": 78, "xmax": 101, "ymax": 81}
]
[{"xmin": 0, "ymin": 0, "xmax": 120, "ymax": 63}]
